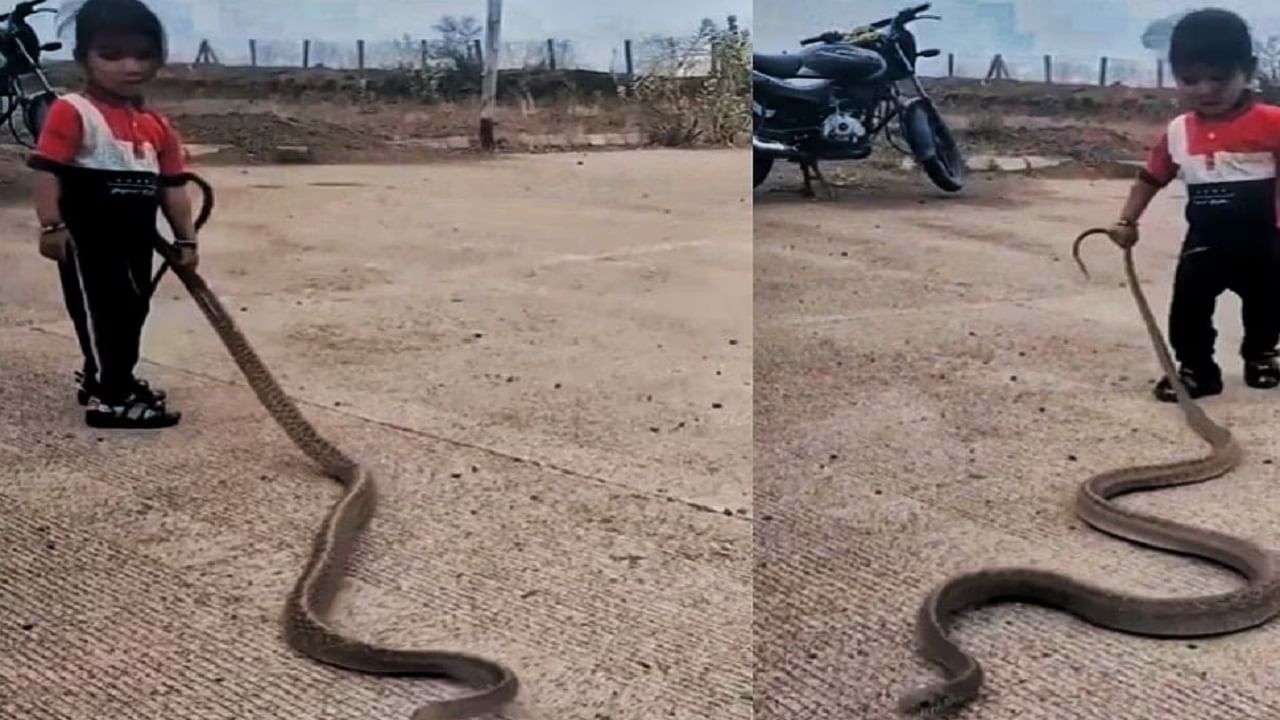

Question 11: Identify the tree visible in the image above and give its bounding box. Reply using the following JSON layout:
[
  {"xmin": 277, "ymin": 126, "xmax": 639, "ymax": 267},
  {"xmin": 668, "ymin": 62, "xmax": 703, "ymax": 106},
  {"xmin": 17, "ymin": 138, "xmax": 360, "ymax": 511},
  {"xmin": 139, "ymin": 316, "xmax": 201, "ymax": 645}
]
[
  {"xmin": 1141, "ymin": 14, "xmax": 1183, "ymax": 53},
  {"xmin": 433, "ymin": 14, "xmax": 483, "ymax": 66},
  {"xmin": 1259, "ymin": 35, "xmax": 1280, "ymax": 84}
]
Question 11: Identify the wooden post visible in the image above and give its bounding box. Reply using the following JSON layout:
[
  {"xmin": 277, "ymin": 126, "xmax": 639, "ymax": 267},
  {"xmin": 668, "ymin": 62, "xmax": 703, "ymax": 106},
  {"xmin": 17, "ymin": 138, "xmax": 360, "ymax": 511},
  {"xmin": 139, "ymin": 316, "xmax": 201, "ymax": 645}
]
[
  {"xmin": 421, "ymin": 39, "xmax": 428, "ymax": 69},
  {"xmin": 947, "ymin": 52, "xmax": 955, "ymax": 77},
  {"xmin": 249, "ymin": 39, "xmax": 257, "ymax": 67},
  {"xmin": 472, "ymin": 38, "xmax": 483, "ymax": 64},
  {"xmin": 623, "ymin": 39, "xmax": 635, "ymax": 96},
  {"xmin": 547, "ymin": 38, "xmax": 556, "ymax": 70},
  {"xmin": 1044, "ymin": 54, "xmax": 1052, "ymax": 84},
  {"xmin": 480, "ymin": 0, "xmax": 502, "ymax": 151},
  {"xmin": 1099, "ymin": 56, "xmax": 1108, "ymax": 86},
  {"xmin": 302, "ymin": 39, "xmax": 310, "ymax": 68},
  {"xmin": 1157, "ymin": 58, "xmax": 1164, "ymax": 88},
  {"xmin": 357, "ymin": 39, "xmax": 365, "ymax": 73}
]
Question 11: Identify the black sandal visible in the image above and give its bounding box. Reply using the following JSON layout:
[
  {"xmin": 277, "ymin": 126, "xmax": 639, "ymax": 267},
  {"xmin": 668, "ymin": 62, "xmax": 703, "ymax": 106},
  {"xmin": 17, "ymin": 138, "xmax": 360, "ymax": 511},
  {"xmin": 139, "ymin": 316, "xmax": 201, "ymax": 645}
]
[
  {"xmin": 76, "ymin": 371, "xmax": 167, "ymax": 407},
  {"xmin": 1245, "ymin": 355, "xmax": 1280, "ymax": 390},
  {"xmin": 85, "ymin": 393, "xmax": 181, "ymax": 429},
  {"xmin": 1153, "ymin": 365, "xmax": 1223, "ymax": 403}
]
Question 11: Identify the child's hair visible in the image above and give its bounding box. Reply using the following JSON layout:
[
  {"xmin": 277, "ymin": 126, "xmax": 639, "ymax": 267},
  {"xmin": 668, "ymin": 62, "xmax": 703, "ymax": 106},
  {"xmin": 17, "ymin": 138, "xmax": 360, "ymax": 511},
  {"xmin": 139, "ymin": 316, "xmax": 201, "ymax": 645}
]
[
  {"xmin": 1169, "ymin": 8, "xmax": 1256, "ymax": 75},
  {"xmin": 63, "ymin": 0, "xmax": 168, "ymax": 64}
]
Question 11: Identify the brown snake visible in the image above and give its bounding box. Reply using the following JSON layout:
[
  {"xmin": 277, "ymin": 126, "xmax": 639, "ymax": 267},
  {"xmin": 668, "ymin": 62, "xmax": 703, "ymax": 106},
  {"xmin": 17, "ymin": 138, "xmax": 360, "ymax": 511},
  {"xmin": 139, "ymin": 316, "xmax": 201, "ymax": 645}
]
[
  {"xmin": 897, "ymin": 228, "xmax": 1280, "ymax": 715},
  {"xmin": 151, "ymin": 232, "xmax": 519, "ymax": 719}
]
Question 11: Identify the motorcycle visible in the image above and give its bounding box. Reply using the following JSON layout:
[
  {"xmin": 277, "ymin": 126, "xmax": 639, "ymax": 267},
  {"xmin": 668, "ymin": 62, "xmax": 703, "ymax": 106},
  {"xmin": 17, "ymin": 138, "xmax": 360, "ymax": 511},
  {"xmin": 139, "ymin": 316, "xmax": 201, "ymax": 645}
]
[
  {"xmin": 752, "ymin": 3, "xmax": 966, "ymax": 197},
  {"xmin": 0, "ymin": 0, "xmax": 62, "ymax": 146}
]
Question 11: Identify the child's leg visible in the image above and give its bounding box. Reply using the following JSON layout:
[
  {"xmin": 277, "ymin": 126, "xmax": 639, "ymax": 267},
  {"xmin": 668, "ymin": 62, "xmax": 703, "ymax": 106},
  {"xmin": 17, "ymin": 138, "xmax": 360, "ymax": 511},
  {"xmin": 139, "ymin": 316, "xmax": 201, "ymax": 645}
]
[
  {"xmin": 116, "ymin": 234, "xmax": 155, "ymax": 383},
  {"xmin": 1167, "ymin": 245, "xmax": 1228, "ymax": 373},
  {"xmin": 56, "ymin": 251, "xmax": 100, "ymax": 386},
  {"xmin": 1234, "ymin": 235, "xmax": 1280, "ymax": 388},
  {"xmin": 1155, "ymin": 241, "xmax": 1228, "ymax": 402},
  {"xmin": 69, "ymin": 235, "xmax": 178, "ymax": 428}
]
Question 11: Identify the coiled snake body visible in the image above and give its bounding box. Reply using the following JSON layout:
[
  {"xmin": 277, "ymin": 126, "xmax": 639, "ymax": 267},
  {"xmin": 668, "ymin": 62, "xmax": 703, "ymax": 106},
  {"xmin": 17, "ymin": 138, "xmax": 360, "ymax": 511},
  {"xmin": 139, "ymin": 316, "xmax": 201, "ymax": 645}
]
[
  {"xmin": 153, "ymin": 175, "xmax": 519, "ymax": 720},
  {"xmin": 898, "ymin": 229, "xmax": 1280, "ymax": 715}
]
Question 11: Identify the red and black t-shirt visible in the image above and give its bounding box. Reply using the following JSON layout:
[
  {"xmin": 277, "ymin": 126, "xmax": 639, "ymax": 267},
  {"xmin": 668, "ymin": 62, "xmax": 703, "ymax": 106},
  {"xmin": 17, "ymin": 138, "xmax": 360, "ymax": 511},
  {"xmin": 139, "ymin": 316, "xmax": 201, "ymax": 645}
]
[
  {"xmin": 27, "ymin": 90, "xmax": 188, "ymax": 229},
  {"xmin": 30, "ymin": 90, "xmax": 187, "ymax": 175},
  {"xmin": 1142, "ymin": 98, "xmax": 1280, "ymax": 235}
]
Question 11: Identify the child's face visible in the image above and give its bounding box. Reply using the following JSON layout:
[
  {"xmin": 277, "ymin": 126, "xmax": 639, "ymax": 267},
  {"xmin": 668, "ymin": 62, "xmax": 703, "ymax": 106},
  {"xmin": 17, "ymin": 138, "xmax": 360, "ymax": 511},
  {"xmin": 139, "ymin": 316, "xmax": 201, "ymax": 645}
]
[
  {"xmin": 1175, "ymin": 62, "xmax": 1252, "ymax": 117},
  {"xmin": 84, "ymin": 33, "xmax": 161, "ymax": 97}
]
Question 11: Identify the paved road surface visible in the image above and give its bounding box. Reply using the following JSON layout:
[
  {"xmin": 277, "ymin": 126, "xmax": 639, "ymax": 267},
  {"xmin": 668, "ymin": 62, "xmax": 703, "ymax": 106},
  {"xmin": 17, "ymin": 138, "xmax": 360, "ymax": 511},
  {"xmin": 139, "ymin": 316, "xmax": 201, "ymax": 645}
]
[
  {"xmin": 1, "ymin": 149, "xmax": 752, "ymax": 720},
  {"xmin": 755, "ymin": 171, "xmax": 1280, "ymax": 719}
]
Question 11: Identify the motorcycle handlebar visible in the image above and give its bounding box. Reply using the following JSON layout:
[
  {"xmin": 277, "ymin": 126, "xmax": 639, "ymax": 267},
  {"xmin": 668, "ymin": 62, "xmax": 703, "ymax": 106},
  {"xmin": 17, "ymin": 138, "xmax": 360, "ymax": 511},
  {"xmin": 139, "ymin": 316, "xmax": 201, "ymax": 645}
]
[
  {"xmin": 799, "ymin": 3, "xmax": 935, "ymax": 46},
  {"xmin": 11, "ymin": 0, "xmax": 47, "ymax": 18},
  {"xmin": 879, "ymin": 3, "xmax": 934, "ymax": 29},
  {"xmin": 800, "ymin": 31, "xmax": 843, "ymax": 45}
]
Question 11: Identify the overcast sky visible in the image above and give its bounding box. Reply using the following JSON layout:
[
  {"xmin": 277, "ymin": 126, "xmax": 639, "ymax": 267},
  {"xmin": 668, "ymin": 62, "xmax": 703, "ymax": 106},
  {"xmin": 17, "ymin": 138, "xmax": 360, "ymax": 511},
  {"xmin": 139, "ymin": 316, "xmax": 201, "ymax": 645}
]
[
  {"xmin": 754, "ymin": 0, "xmax": 1280, "ymax": 58},
  {"xmin": 43, "ymin": 0, "xmax": 752, "ymax": 70}
]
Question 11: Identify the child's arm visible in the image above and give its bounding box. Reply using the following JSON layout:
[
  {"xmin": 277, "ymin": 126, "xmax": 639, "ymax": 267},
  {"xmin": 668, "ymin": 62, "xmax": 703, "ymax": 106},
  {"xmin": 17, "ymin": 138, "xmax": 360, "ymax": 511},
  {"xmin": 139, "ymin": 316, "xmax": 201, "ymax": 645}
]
[
  {"xmin": 156, "ymin": 116, "xmax": 199, "ymax": 268},
  {"xmin": 1119, "ymin": 177, "xmax": 1162, "ymax": 225},
  {"xmin": 160, "ymin": 186, "xmax": 196, "ymax": 241},
  {"xmin": 27, "ymin": 98, "xmax": 81, "ymax": 260},
  {"xmin": 1111, "ymin": 131, "xmax": 1178, "ymax": 247},
  {"xmin": 32, "ymin": 170, "xmax": 62, "ymax": 227}
]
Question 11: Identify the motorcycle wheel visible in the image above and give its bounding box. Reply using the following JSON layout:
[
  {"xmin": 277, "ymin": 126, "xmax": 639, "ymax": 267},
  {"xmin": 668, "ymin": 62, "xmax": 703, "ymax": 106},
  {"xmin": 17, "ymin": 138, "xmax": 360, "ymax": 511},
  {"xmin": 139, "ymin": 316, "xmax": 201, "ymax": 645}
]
[
  {"xmin": 916, "ymin": 103, "xmax": 965, "ymax": 193},
  {"xmin": 23, "ymin": 91, "xmax": 54, "ymax": 142},
  {"xmin": 902, "ymin": 98, "xmax": 965, "ymax": 193},
  {"xmin": 753, "ymin": 151, "xmax": 774, "ymax": 188}
]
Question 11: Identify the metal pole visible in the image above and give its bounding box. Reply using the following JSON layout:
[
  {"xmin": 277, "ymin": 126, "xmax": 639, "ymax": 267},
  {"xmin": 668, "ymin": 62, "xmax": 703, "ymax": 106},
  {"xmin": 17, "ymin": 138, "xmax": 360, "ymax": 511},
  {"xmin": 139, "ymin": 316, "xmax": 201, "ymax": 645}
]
[{"xmin": 480, "ymin": 0, "xmax": 502, "ymax": 151}]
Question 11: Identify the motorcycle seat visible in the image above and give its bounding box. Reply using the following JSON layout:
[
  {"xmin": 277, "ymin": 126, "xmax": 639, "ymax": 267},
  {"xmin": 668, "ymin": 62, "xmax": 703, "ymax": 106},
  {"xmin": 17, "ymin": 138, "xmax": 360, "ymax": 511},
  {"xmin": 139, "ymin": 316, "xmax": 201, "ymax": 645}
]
[{"xmin": 753, "ymin": 52, "xmax": 805, "ymax": 79}]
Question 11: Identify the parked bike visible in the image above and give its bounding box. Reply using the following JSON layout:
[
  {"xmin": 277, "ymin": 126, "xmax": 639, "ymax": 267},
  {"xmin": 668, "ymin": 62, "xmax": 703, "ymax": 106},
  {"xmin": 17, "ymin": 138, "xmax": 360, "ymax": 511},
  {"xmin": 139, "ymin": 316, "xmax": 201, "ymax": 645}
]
[
  {"xmin": 0, "ymin": 0, "xmax": 62, "ymax": 147},
  {"xmin": 752, "ymin": 3, "xmax": 966, "ymax": 196}
]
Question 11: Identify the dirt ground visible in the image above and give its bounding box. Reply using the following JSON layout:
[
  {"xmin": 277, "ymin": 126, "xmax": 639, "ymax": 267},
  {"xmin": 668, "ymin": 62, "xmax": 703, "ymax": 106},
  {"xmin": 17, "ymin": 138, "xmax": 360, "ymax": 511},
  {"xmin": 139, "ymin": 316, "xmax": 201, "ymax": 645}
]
[
  {"xmin": 0, "ymin": 149, "xmax": 751, "ymax": 720},
  {"xmin": 754, "ymin": 169, "xmax": 1280, "ymax": 719}
]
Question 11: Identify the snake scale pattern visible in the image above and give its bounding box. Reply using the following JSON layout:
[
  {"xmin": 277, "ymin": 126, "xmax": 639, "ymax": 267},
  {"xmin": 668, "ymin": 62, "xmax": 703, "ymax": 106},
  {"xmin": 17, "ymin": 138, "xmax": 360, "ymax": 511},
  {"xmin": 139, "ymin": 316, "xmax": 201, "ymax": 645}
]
[
  {"xmin": 897, "ymin": 229, "xmax": 1280, "ymax": 715},
  {"xmin": 152, "ymin": 176, "xmax": 519, "ymax": 720}
]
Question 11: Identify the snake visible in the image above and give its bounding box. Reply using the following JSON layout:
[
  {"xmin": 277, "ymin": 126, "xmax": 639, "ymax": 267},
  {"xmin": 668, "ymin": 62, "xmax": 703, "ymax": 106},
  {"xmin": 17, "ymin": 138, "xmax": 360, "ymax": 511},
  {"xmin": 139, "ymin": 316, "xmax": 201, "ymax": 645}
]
[
  {"xmin": 896, "ymin": 228, "xmax": 1280, "ymax": 716},
  {"xmin": 151, "ymin": 174, "xmax": 520, "ymax": 720}
]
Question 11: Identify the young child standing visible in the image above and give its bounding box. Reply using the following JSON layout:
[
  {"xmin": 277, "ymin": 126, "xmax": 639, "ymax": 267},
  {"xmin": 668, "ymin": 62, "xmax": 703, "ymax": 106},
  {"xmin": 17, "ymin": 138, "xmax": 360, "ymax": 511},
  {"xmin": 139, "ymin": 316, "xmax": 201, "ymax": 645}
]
[
  {"xmin": 1110, "ymin": 9, "xmax": 1280, "ymax": 403},
  {"xmin": 30, "ymin": 0, "xmax": 198, "ymax": 428}
]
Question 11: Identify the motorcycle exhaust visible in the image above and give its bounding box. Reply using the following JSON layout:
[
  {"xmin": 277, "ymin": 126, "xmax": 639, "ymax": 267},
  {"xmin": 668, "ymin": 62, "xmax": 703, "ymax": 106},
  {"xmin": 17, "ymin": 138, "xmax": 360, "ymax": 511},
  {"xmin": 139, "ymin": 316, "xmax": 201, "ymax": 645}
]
[{"xmin": 753, "ymin": 137, "xmax": 803, "ymax": 159}]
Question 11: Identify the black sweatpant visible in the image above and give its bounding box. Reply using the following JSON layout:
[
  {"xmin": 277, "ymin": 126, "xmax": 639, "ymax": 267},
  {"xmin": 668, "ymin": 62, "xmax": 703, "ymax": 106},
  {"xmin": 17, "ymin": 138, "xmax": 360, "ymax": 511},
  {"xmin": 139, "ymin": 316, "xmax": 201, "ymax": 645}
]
[
  {"xmin": 57, "ymin": 231, "xmax": 155, "ymax": 403},
  {"xmin": 1168, "ymin": 230, "xmax": 1280, "ymax": 373}
]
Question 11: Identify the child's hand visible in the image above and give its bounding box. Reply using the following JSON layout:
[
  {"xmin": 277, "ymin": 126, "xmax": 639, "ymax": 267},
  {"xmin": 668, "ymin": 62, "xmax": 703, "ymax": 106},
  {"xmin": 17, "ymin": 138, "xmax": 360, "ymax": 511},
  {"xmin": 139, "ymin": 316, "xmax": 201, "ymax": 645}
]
[
  {"xmin": 1108, "ymin": 220, "xmax": 1139, "ymax": 249},
  {"xmin": 174, "ymin": 240, "xmax": 199, "ymax": 271},
  {"xmin": 37, "ymin": 225, "xmax": 71, "ymax": 263}
]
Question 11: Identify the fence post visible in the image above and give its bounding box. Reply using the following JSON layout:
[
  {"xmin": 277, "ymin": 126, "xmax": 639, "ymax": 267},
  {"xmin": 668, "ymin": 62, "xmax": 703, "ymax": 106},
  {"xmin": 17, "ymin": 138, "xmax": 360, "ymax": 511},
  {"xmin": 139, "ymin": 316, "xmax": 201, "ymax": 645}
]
[
  {"xmin": 472, "ymin": 39, "xmax": 483, "ymax": 64},
  {"xmin": 1157, "ymin": 58, "xmax": 1164, "ymax": 88},
  {"xmin": 1099, "ymin": 56, "xmax": 1108, "ymax": 86},
  {"xmin": 302, "ymin": 39, "xmax": 310, "ymax": 68},
  {"xmin": 624, "ymin": 39, "xmax": 635, "ymax": 93},
  {"xmin": 357, "ymin": 39, "xmax": 365, "ymax": 72},
  {"xmin": 947, "ymin": 52, "xmax": 955, "ymax": 77},
  {"xmin": 1044, "ymin": 54, "xmax": 1052, "ymax": 83},
  {"xmin": 249, "ymin": 39, "xmax": 257, "ymax": 67},
  {"xmin": 421, "ymin": 39, "xmax": 428, "ymax": 69},
  {"xmin": 546, "ymin": 38, "xmax": 556, "ymax": 70},
  {"xmin": 480, "ymin": 0, "xmax": 502, "ymax": 152}
]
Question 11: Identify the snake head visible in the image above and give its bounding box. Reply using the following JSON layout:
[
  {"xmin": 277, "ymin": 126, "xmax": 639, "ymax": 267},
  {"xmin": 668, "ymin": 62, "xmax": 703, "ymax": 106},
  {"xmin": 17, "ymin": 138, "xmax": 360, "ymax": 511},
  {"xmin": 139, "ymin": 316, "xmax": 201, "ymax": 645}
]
[{"xmin": 1071, "ymin": 227, "xmax": 1118, "ymax": 280}]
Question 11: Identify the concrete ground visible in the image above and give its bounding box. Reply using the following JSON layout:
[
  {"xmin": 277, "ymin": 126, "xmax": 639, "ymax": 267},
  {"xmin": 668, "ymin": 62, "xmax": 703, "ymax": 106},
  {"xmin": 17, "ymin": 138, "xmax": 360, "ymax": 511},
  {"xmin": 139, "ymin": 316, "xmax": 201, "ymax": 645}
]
[
  {"xmin": 0, "ymin": 149, "xmax": 751, "ymax": 719},
  {"xmin": 754, "ymin": 168, "xmax": 1280, "ymax": 719}
]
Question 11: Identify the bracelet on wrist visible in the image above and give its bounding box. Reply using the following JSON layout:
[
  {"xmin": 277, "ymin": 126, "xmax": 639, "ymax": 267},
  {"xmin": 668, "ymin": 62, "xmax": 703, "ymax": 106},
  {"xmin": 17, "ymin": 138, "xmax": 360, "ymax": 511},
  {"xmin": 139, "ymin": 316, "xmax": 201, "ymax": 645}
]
[{"xmin": 40, "ymin": 222, "xmax": 66, "ymax": 234}]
